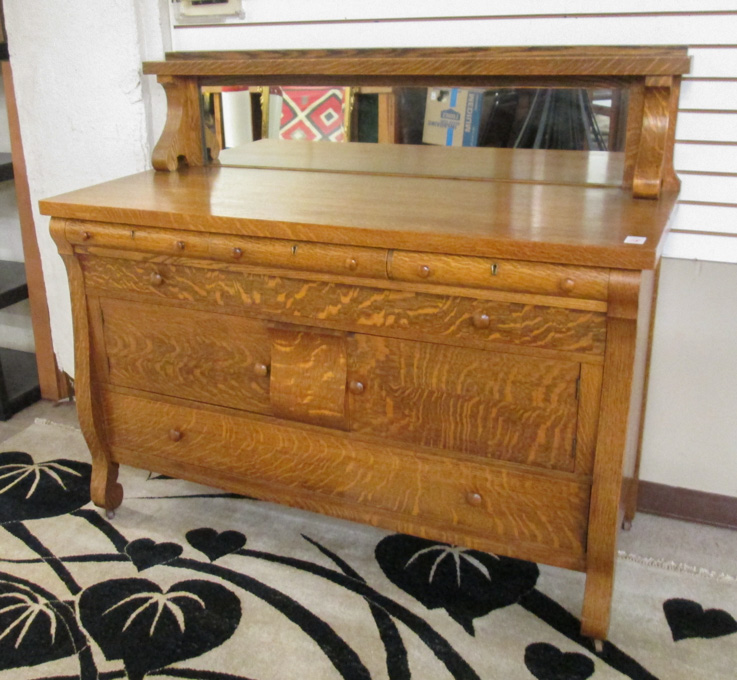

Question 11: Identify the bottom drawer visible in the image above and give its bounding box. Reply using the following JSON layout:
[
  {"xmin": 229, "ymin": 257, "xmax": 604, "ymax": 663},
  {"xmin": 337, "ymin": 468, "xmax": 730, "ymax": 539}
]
[{"xmin": 102, "ymin": 390, "xmax": 591, "ymax": 569}]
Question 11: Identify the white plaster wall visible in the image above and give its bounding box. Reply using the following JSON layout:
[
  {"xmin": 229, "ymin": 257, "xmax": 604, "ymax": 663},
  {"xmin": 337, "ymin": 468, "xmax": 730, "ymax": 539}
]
[
  {"xmin": 640, "ymin": 258, "xmax": 737, "ymax": 497},
  {"xmin": 3, "ymin": 0, "xmax": 169, "ymax": 372}
]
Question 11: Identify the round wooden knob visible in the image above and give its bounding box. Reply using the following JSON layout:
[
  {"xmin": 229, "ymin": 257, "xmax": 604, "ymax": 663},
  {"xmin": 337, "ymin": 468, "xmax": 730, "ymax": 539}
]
[
  {"xmin": 348, "ymin": 380, "xmax": 365, "ymax": 395},
  {"xmin": 150, "ymin": 272, "xmax": 164, "ymax": 286},
  {"xmin": 81, "ymin": 231, "xmax": 91, "ymax": 241},
  {"xmin": 176, "ymin": 240, "xmax": 186, "ymax": 251},
  {"xmin": 560, "ymin": 278, "xmax": 576, "ymax": 293},
  {"xmin": 472, "ymin": 312, "xmax": 490, "ymax": 329},
  {"xmin": 466, "ymin": 492, "xmax": 483, "ymax": 507},
  {"xmin": 254, "ymin": 362, "xmax": 270, "ymax": 377},
  {"xmin": 418, "ymin": 264, "xmax": 431, "ymax": 278},
  {"xmin": 232, "ymin": 247, "xmax": 243, "ymax": 259},
  {"xmin": 168, "ymin": 429, "xmax": 183, "ymax": 442},
  {"xmin": 346, "ymin": 257, "xmax": 358, "ymax": 271},
  {"xmin": 398, "ymin": 318, "xmax": 410, "ymax": 329}
]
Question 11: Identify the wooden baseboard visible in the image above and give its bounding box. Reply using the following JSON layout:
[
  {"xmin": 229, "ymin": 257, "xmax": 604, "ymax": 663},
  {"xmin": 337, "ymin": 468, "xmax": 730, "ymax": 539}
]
[{"xmin": 637, "ymin": 481, "xmax": 737, "ymax": 530}]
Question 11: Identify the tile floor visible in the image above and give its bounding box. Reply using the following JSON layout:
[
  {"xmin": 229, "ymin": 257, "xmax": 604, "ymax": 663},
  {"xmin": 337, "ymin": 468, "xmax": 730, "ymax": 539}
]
[{"xmin": 1, "ymin": 398, "xmax": 735, "ymax": 575}]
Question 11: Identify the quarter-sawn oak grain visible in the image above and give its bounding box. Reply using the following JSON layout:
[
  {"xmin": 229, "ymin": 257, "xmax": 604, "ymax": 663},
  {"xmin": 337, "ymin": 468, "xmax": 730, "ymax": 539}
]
[{"xmin": 43, "ymin": 46, "xmax": 689, "ymax": 642}]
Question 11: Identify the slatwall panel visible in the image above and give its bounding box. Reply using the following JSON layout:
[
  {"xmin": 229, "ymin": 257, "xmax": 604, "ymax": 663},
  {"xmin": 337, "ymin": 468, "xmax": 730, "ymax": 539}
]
[{"xmin": 169, "ymin": 4, "xmax": 737, "ymax": 263}]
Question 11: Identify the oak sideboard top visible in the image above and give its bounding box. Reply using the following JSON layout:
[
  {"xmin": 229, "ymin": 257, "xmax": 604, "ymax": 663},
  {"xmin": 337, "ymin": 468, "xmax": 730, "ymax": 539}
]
[{"xmin": 40, "ymin": 141, "xmax": 676, "ymax": 270}]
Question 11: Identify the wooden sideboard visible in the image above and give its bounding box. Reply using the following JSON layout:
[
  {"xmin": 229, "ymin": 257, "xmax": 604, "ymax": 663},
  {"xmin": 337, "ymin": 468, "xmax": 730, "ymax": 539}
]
[{"xmin": 41, "ymin": 47, "xmax": 689, "ymax": 640}]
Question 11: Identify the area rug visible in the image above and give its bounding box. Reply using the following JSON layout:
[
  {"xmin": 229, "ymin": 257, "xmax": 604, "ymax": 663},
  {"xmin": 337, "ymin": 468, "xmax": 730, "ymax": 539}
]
[{"xmin": 1, "ymin": 420, "xmax": 735, "ymax": 680}]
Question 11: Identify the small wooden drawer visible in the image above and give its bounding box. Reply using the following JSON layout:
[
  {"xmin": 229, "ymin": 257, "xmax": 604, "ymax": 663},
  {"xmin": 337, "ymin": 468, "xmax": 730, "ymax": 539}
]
[
  {"xmin": 389, "ymin": 250, "xmax": 609, "ymax": 300},
  {"xmin": 67, "ymin": 221, "xmax": 210, "ymax": 259},
  {"xmin": 209, "ymin": 234, "xmax": 388, "ymax": 280},
  {"xmin": 66, "ymin": 220, "xmax": 388, "ymax": 280},
  {"xmin": 103, "ymin": 390, "xmax": 590, "ymax": 566}
]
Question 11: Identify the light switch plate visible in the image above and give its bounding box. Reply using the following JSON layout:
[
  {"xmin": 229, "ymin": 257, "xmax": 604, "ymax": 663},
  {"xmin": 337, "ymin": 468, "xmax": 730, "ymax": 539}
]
[{"xmin": 179, "ymin": 0, "xmax": 242, "ymax": 17}]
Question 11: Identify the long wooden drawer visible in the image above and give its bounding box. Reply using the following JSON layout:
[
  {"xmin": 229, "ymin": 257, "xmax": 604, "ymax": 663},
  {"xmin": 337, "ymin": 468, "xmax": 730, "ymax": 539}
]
[
  {"xmin": 102, "ymin": 390, "xmax": 591, "ymax": 568},
  {"xmin": 390, "ymin": 250, "xmax": 609, "ymax": 300},
  {"xmin": 66, "ymin": 220, "xmax": 389, "ymax": 280},
  {"xmin": 82, "ymin": 255, "xmax": 607, "ymax": 355}
]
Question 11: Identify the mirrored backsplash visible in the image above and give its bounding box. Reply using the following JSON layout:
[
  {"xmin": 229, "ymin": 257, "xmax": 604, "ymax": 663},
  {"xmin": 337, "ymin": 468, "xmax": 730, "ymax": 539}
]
[{"xmin": 201, "ymin": 85, "xmax": 628, "ymax": 155}]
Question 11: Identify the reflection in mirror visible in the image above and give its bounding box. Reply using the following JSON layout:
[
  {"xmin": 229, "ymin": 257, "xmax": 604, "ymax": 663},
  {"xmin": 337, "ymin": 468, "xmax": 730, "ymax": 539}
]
[
  {"xmin": 203, "ymin": 85, "xmax": 627, "ymax": 152},
  {"xmin": 202, "ymin": 85, "xmax": 627, "ymax": 187}
]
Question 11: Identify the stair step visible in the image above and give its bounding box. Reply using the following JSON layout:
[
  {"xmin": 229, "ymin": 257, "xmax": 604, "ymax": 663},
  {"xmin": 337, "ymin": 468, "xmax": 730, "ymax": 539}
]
[
  {"xmin": 0, "ymin": 152, "xmax": 13, "ymax": 182},
  {"xmin": 0, "ymin": 260, "xmax": 28, "ymax": 309},
  {"xmin": 0, "ymin": 348, "xmax": 40, "ymax": 420}
]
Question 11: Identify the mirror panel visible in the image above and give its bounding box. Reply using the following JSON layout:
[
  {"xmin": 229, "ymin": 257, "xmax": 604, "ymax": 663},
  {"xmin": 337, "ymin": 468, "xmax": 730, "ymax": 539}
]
[{"xmin": 200, "ymin": 84, "xmax": 628, "ymax": 186}]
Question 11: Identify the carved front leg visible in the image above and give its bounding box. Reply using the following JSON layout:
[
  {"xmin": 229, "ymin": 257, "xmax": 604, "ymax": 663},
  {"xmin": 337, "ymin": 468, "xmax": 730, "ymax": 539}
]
[
  {"xmin": 50, "ymin": 218, "xmax": 124, "ymax": 514},
  {"xmin": 581, "ymin": 271, "xmax": 640, "ymax": 640}
]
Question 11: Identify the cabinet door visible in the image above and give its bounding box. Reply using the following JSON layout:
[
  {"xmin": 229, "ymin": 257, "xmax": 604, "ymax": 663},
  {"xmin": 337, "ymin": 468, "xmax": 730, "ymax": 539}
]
[
  {"xmin": 98, "ymin": 298, "xmax": 273, "ymax": 415},
  {"xmin": 348, "ymin": 335, "xmax": 582, "ymax": 471}
]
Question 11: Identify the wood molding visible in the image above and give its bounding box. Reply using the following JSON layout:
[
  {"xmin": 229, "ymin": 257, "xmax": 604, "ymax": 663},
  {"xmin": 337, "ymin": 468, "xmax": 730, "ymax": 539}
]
[
  {"xmin": 2, "ymin": 61, "xmax": 69, "ymax": 401},
  {"xmin": 637, "ymin": 481, "xmax": 737, "ymax": 530},
  {"xmin": 145, "ymin": 46, "xmax": 691, "ymax": 79}
]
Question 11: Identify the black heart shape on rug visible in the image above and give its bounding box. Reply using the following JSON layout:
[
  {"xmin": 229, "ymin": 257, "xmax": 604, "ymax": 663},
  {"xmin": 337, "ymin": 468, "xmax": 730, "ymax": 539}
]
[
  {"xmin": 186, "ymin": 527, "xmax": 246, "ymax": 561},
  {"xmin": 0, "ymin": 574, "xmax": 78, "ymax": 671},
  {"xmin": 0, "ymin": 451, "xmax": 91, "ymax": 523},
  {"xmin": 125, "ymin": 538, "xmax": 183, "ymax": 571},
  {"xmin": 524, "ymin": 642, "xmax": 595, "ymax": 680},
  {"xmin": 664, "ymin": 598, "xmax": 737, "ymax": 641},
  {"xmin": 376, "ymin": 534, "xmax": 539, "ymax": 634},
  {"xmin": 79, "ymin": 577, "xmax": 241, "ymax": 680}
]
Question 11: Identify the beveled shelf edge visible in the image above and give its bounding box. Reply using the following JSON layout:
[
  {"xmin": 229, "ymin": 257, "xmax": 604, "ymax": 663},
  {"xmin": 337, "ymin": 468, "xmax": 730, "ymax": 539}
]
[{"xmin": 143, "ymin": 46, "xmax": 691, "ymax": 78}]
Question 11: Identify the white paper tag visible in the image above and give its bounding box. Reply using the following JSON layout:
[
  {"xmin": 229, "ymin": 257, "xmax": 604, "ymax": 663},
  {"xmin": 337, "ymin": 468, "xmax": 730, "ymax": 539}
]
[{"xmin": 624, "ymin": 236, "xmax": 647, "ymax": 245}]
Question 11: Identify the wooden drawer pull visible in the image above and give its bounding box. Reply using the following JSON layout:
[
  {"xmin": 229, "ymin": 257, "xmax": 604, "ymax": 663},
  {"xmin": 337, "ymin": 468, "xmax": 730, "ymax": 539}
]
[
  {"xmin": 466, "ymin": 492, "xmax": 483, "ymax": 507},
  {"xmin": 150, "ymin": 272, "xmax": 164, "ymax": 286},
  {"xmin": 232, "ymin": 247, "xmax": 243, "ymax": 259},
  {"xmin": 472, "ymin": 312, "xmax": 491, "ymax": 329},
  {"xmin": 560, "ymin": 278, "xmax": 576, "ymax": 293},
  {"xmin": 168, "ymin": 429, "xmax": 183, "ymax": 442},
  {"xmin": 176, "ymin": 240, "xmax": 186, "ymax": 250},
  {"xmin": 254, "ymin": 362, "xmax": 270, "ymax": 377},
  {"xmin": 346, "ymin": 257, "xmax": 358, "ymax": 271},
  {"xmin": 417, "ymin": 264, "xmax": 431, "ymax": 278},
  {"xmin": 348, "ymin": 380, "xmax": 365, "ymax": 395},
  {"xmin": 81, "ymin": 231, "xmax": 91, "ymax": 241}
]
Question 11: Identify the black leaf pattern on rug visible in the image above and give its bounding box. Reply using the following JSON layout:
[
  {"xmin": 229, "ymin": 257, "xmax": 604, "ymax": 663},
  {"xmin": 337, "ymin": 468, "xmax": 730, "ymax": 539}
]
[
  {"xmin": 0, "ymin": 572, "xmax": 79, "ymax": 671},
  {"xmin": 125, "ymin": 538, "xmax": 183, "ymax": 571},
  {"xmin": 0, "ymin": 452, "xmax": 91, "ymax": 523},
  {"xmin": 78, "ymin": 577, "xmax": 241, "ymax": 680},
  {"xmin": 375, "ymin": 534, "xmax": 539, "ymax": 634},
  {"xmin": 664, "ymin": 598, "xmax": 737, "ymax": 642},
  {"xmin": 186, "ymin": 528, "xmax": 247, "ymax": 561},
  {"xmin": 524, "ymin": 643, "xmax": 595, "ymax": 680}
]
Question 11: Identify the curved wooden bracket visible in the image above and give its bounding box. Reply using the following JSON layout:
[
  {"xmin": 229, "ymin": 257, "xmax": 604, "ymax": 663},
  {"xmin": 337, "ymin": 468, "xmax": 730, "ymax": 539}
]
[
  {"xmin": 632, "ymin": 76, "xmax": 673, "ymax": 200},
  {"xmin": 152, "ymin": 76, "xmax": 220, "ymax": 172}
]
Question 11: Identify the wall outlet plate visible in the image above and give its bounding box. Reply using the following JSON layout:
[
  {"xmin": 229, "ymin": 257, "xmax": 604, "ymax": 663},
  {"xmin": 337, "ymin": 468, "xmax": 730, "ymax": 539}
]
[{"xmin": 179, "ymin": 0, "xmax": 242, "ymax": 18}]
